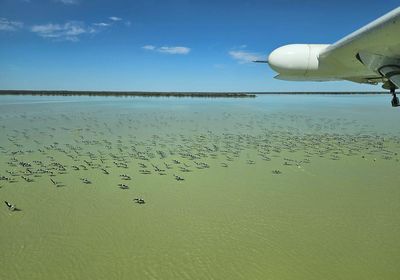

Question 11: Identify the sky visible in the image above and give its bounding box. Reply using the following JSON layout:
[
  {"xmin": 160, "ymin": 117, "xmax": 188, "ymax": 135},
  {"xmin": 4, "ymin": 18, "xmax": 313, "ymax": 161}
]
[{"xmin": 0, "ymin": 0, "xmax": 399, "ymax": 92}]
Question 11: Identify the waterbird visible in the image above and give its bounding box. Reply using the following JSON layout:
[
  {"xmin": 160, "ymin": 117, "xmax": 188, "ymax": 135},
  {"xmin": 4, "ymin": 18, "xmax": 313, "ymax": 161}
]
[
  {"xmin": 50, "ymin": 178, "xmax": 62, "ymax": 187},
  {"xmin": 81, "ymin": 178, "xmax": 92, "ymax": 184},
  {"xmin": 101, "ymin": 168, "xmax": 109, "ymax": 174},
  {"xmin": 120, "ymin": 174, "xmax": 131, "ymax": 180},
  {"xmin": 21, "ymin": 176, "xmax": 33, "ymax": 182},
  {"xmin": 4, "ymin": 201, "xmax": 19, "ymax": 211},
  {"xmin": 174, "ymin": 174, "xmax": 184, "ymax": 181},
  {"xmin": 118, "ymin": 183, "xmax": 129, "ymax": 189},
  {"xmin": 133, "ymin": 198, "xmax": 145, "ymax": 204}
]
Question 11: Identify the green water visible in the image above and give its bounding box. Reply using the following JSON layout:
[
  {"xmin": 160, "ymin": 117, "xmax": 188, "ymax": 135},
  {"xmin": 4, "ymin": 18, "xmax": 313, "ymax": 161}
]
[{"xmin": 0, "ymin": 95, "xmax": 399, "ymax": 279}]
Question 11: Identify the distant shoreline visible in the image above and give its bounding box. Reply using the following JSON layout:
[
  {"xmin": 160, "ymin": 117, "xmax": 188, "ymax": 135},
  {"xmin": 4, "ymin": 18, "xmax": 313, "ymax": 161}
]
[
  {"xmin": 0, "ymin": 90, "xmax": 255, "ymax": 98},
  {"xmin": 0, "ymin": 90, "xmax": 386, "ymax": 98}
]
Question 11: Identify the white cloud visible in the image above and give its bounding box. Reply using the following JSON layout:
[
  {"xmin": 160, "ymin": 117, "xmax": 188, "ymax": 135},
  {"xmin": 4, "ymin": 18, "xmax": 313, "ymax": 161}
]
[
  {"xmin": 29, "ymin": 16, "xmax": 128, "ymax": 42},
  {"xmin": 142, "ymin": 45, "xmax": 156, "ymax": 50},
  {"xmin": 142, "ymin": 45, "xmax": 191, "ymax": 55},
  {"xmin": 93, "ymin": 22, "xmax": 111, "ymax": 27},
  {"xmin": 158, "ymin": 46, "xmax": 190, "ymax": 55},
  {"xmin": 0, "ymin": 18, "xmax": 23, "ymax": 31},
  {"xmin": 109, "ymin": 16, "xmax": 122, "ymax": 21},
  {"xmin": 31, "ymin": 21, "xmax": 96, "ymax": 41},
  {"xmin": 229, "ymin": 50, "xmax": 264, "ymax": 64},
  {"xmin": 54, "ymin": 0, "xmax": 79, "ymax": 5}
]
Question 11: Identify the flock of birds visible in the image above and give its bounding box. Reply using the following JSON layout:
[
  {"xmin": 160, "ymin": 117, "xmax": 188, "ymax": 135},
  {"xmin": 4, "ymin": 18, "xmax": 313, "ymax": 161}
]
[{"xmin": 1, "ymin": 108, "xmax": 399, "ymax": 212}]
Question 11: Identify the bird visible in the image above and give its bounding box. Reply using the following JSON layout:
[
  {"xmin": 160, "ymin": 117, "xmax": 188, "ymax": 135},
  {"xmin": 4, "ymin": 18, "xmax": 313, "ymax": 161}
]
[
  {"xmin": 4, "ymin": 201, "xmax": 17, "ymax": 211},
  {"xmin": 133, "ymin": 198, "xmax": 145, "ymax": 204}
]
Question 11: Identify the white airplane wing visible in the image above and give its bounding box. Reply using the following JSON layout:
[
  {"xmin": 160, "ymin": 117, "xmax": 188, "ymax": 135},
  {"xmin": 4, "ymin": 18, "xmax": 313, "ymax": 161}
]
[{"xmin": 319, "ymin": 7, "xmax": 400, "ymax": 85}]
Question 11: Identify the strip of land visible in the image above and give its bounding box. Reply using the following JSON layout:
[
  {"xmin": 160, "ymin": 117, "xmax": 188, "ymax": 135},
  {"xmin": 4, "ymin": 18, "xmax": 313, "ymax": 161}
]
[
  {"xmin": 0, "ymin": 90, "xmax": 386, "ymax": 98},
  {"xmin": 0, "ymin": 90, "xmax": 255, "ymax": 98}
]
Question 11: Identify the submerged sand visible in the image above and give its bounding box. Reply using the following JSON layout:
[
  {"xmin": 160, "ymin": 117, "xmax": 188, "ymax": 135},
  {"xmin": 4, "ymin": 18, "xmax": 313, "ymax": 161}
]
[{"xmin": 0, "ymin": 94, "xmax": 399, "ymax": 279}]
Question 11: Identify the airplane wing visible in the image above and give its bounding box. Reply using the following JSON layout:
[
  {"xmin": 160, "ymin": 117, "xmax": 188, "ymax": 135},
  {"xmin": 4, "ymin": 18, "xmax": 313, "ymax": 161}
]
[{"xmin": 319, "ymin": 7, "xmax": 400, "ymax": 85}]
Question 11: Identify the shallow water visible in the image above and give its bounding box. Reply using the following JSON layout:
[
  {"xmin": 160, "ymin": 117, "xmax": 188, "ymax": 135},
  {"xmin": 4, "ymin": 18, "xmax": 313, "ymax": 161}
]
[{"xmin": 0, "ymin": 94, "xmax": 399, "ymax": 280}]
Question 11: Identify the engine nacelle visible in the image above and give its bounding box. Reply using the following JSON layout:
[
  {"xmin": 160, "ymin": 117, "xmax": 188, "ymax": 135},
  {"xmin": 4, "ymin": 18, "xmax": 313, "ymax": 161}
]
[{"xmin": 268, "ymin": 44, "xmax": 330, "ymax": 77}]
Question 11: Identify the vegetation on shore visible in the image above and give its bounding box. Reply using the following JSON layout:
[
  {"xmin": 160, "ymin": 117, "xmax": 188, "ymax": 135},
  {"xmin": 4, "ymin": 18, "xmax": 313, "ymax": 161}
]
[
  {"xmin": 0, "ymin": 90, "xmax": 385, "ymax": 98},
  {"xmin": 0, "ymin": 90, "xmax": 256, "ymax": 98}
]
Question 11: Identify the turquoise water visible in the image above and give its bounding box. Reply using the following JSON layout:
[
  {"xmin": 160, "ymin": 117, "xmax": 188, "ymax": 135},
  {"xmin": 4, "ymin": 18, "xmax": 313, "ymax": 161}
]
[{"xmin": 0, "ymin": 94, "xmax": 399, "ymax": 280}]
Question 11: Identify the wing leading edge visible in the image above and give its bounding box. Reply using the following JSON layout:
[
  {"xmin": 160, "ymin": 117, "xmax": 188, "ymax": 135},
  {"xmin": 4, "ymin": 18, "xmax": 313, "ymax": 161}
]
[{"xmin": 319, "ymin": 7, "xmax": 400, "ymax": 84}]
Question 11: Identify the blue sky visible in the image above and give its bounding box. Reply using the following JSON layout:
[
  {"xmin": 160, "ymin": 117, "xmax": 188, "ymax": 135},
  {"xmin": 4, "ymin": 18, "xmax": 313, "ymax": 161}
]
[{"xmin": 0, "ymin": 0, "xmax": 399, "ymax": 92}]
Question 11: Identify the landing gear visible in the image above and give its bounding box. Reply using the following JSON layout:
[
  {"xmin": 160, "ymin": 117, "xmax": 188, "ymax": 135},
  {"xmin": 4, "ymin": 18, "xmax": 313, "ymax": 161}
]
[{"xmin": 391, "ymin": 87, "xmax": 399, "ymax": 107}]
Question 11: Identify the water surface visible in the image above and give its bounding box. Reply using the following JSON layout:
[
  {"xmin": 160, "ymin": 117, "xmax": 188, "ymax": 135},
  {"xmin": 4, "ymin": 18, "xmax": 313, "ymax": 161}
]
[{"xmin": 0, "ymin": 94, "xmax": 399, "ymax": 280}]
